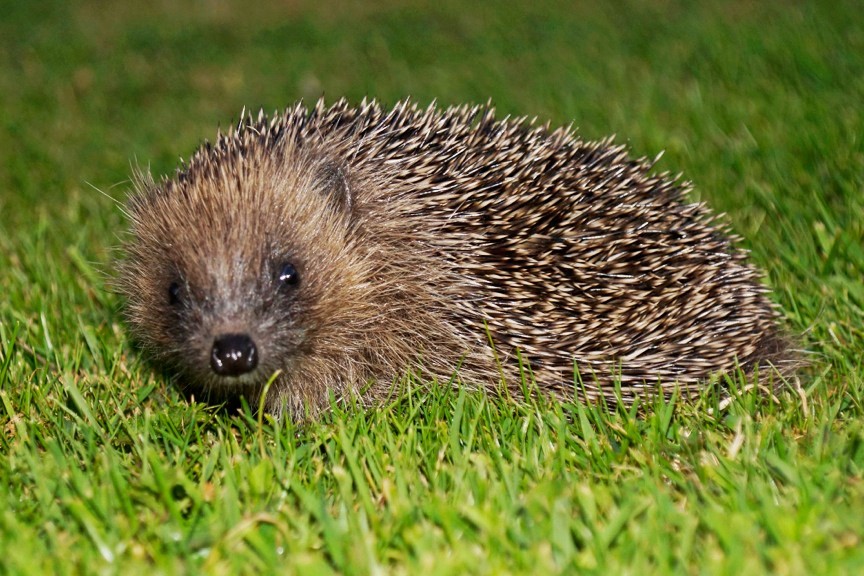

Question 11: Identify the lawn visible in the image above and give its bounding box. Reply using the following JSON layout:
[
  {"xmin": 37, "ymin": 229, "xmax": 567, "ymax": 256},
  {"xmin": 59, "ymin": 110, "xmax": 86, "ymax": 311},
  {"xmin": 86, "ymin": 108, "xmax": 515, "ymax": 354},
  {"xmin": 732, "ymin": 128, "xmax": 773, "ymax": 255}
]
[{"xmin": 1, "ymin": 0, "xmax": 863, "ymax": 573}]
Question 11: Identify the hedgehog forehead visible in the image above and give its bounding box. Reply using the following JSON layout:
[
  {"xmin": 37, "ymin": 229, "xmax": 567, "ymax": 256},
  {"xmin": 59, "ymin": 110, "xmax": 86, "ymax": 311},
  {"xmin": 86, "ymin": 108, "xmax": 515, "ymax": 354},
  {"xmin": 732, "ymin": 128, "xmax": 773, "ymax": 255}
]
[{"xmin": 130, "ymin": 153, "xmax": 352, "ymax": 287}]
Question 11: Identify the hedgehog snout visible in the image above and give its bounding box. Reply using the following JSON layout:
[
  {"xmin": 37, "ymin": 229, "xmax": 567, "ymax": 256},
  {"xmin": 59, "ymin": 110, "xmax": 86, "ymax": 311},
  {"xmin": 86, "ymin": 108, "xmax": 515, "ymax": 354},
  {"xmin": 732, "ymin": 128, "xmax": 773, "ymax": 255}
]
[{"xmin": 210, "ymin": 333, "xmax": 259, "ymax": 376}]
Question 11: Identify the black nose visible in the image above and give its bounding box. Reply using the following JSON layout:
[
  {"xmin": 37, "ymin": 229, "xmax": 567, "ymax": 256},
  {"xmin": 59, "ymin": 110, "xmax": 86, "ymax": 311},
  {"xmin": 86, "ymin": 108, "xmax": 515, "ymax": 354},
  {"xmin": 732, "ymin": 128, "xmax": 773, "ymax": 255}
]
[{"xmin": 210, "ymin": 333, "xmax": 258, "ymax": 376}]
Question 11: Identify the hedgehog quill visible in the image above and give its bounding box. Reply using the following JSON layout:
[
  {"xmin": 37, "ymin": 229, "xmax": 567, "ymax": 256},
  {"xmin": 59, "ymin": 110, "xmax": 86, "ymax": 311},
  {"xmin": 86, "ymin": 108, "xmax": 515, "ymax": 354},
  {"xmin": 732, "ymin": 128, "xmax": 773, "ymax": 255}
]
[{"xmin": 119, "ymin": 99, "xmax": 796, "ymax": 418}]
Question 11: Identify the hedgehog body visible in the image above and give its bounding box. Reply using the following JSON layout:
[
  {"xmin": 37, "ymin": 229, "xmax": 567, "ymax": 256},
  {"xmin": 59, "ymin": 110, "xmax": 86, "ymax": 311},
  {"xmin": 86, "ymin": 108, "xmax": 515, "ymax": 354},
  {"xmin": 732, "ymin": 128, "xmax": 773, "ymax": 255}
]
[{"xmin": 120, "ymin": 99, "xmax": 794, "ymax": 417}]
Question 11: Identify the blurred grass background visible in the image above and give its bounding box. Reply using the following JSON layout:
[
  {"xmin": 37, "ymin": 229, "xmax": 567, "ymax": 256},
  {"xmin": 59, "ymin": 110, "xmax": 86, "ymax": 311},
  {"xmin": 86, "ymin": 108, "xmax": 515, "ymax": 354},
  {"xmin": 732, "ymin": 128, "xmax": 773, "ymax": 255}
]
[{"xmin": 1, "ymin": 0, "xmax": 863, "ymax": 573}]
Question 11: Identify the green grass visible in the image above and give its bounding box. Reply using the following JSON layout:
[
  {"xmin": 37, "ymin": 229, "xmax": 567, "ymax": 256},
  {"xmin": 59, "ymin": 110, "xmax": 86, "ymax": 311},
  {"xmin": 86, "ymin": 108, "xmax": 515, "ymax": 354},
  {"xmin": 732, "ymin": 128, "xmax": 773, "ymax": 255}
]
[{"xmin": 1, "ymin": 0, "xmax": 863, "ymax": 573}]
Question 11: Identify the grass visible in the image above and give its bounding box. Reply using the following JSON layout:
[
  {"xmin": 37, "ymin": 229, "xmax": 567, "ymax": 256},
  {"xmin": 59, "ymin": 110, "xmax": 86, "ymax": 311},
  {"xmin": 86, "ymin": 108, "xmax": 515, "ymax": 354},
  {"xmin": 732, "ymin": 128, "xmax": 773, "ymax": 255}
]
[{"xmin": 1, "ymin": 0, "xmax": 863, "ymax": 573}]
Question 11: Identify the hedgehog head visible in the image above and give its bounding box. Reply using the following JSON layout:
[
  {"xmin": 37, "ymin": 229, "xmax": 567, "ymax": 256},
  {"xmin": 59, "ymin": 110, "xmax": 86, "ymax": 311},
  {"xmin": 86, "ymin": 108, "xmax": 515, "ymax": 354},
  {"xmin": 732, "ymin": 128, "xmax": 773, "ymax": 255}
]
[{"xmin": 119, "ymin": 115, "xmax": 366, "ymax": 402}]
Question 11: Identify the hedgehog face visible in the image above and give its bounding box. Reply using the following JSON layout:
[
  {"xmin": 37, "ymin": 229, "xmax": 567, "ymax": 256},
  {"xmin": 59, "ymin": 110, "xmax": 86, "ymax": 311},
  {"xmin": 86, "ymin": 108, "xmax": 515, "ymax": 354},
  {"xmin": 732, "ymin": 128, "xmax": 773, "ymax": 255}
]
[
  {"xmin": 153, "ymin": 251, "xmax": 309, "ymax": 392},
  {"xmin": 120, "ymin": 146, "xmax": 363, "ymax": 399}
]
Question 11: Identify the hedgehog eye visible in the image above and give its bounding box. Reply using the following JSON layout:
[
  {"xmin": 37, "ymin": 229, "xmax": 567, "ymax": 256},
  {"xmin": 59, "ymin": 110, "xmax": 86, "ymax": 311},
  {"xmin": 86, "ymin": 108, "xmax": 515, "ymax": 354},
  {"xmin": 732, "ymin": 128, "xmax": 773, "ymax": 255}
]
[
  {"xmin": 168, "ymin": 281, "xmax": 183, "ymax": 306},
  {"xmin": 276, "ymin": 262, "xmax": 300, "ymax": 289}
]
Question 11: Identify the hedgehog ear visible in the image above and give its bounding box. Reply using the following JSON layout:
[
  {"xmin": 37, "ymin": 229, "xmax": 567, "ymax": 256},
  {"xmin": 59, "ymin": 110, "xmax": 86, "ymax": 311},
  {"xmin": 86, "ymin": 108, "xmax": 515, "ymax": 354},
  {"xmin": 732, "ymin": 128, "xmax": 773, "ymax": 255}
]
[{"xmin": 312, "ymin": 160, "xmax": 353, "ymax": 215}]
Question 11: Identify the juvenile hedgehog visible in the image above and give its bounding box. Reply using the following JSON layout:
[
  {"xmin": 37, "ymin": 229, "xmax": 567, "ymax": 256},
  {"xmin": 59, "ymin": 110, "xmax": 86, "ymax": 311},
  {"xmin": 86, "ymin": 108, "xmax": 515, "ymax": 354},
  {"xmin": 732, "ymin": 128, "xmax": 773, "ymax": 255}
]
[{"xmin": 120, "ymin": 98, "xmax": 795, "ymax": 418}]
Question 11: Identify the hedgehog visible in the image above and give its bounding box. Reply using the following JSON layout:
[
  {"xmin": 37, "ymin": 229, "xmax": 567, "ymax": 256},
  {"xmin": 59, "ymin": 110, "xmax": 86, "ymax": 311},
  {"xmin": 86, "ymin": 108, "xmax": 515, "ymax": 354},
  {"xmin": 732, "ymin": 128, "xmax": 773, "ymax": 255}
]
[{"xmin": 119, "ymin": 98, "xmax": 796, "ymax": 418}]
